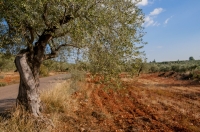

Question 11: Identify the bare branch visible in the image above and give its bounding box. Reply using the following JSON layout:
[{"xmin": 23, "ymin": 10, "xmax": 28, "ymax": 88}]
[
  {"xmin": 43, "ymin": 52, "xmax": 57, "ymax": 60},
  {"xmin": 55, "ymin": 43, "xmax": 79, "ymax": 51}
]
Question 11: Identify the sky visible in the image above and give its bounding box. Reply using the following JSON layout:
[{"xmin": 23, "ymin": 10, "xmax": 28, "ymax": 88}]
[{"xmin": 136, "ymin": 0, "xmax": 200, "ymax": 62}]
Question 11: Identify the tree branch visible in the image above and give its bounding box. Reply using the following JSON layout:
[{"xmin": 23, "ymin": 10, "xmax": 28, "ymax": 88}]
[
  {"xmin": 59, "ymin": 15, "xmax": 74, "ymax": 25},
  {"xmin": 42, "ymin": 3, "xmax": 50, "ymax": 27},
  {"xmin": 54, "ymin": 30, "xmax": 70, "ymax": 38},
  {"xmin": 23, "ymin": 25, "xmax": 34, "ymax": 53},
  {"xmin": 43, "ymin": 43, "xmax": 79, "ymax": 60},
  {"xmin": 55, "ymin": 43, "xmax": 79, "ymax": 51},
  {"xmin": 59, "ymin": 3, "xmax": 82, "ymax": 25},
  {"xmin": 43, "ymin": 52, "xmax": 57, "ymax": 60},
  {"xmin": 27, "ymin": 26, "xmax": 34, "ymax": 44},
  {"xmin": 60, "ymin": 7, "xmax": 67, "ymax": 25},
  {"xmin": 84, "ymin": 16, "xmax": 104, "ymax": 36}
]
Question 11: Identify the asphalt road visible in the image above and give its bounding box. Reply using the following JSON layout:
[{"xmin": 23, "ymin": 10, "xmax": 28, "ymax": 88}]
[{"xmin": 0, "ymin": 74, "xmax": 71, "ymax": 113}]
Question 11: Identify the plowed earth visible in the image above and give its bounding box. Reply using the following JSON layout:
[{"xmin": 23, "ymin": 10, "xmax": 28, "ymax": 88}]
[{"xmin": 55, "ymin": 73, "xmax": 200, "ymax": 132}]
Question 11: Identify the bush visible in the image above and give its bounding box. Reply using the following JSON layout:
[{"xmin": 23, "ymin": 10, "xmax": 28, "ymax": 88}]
[
  {"xmin": 159, "ymin": 66, "xmax": 171, "ymax": 72},
  {"xmin": 149, "ymin": 65, "xmax": 159, "ymax": 73},
  {"xmin": 171, "ymin": 65, "xmax": 180, "ymax": 72},
  {"xmin": 0, "ymin": 75, "xmax": 4, "ymax": 79},
  {"xmin": 141, "ymin": 63, "xmax": 150, "ymax": 73},
  {"xmin": 40, "ymin": 64, "xmax": 49, "ymax": 77},
  {"xmin": 0, "ymin": 82, "xmax": 6, "ymax": 87},
  {"xmin": 42, "ymin": 60, "xmax": 70, "ymax": 72},
  {"xmin": 179, "ymin": 66, "xmax": 187, "ymax": 73}
]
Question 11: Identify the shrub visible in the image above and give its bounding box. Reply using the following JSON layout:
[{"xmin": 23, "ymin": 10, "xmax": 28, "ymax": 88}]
[
  {"xmin": 171, "ymin": 65, "xmax": 180, "ymax": 72},
  {"xmin": 179, "ymin": 66, "xmax": 187, "ymax": 73},
  {"xmin": 141, "ymin": 63, "xmax": 151, "ymax": 73},
  {"xmin": 159, "ymin": 66, "xmax": 171, "ymax": 72},
  {"xmin": 0, "ymin": 82, "xmax": 6, "ymax": 87},
  {"xmin": 40, "ymin": 64, "xmax": 49, "ymax": 77},
  {"xmin": 149, "ymin": 65, "xmax": 159, "ymax": 73}
]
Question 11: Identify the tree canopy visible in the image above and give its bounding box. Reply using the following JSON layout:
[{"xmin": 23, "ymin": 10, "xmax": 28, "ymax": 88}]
[
  {"xmin": 189, "ymin": 56, "xmax": 195, "ymax": 61},
  {"xmin": 0, "ymin": 0, "xmax": 146, "ymax": 75}
]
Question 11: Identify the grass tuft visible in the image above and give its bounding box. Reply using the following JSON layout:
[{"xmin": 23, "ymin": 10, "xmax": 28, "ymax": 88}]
[{"xmin": 0, "ymin": 80, "xmax": 77, "ymax": 132}]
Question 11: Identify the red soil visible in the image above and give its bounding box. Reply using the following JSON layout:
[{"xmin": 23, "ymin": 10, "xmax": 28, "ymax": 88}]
[
  {"xmin": 56, "ymin": 73, "xmax": 200, "ymax": 132},
  {"xmin": 0, "ymin": 73, "xmax": 20, "ymax": 85}
]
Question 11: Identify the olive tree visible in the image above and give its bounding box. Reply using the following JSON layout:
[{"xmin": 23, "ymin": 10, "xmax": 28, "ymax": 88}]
[{"xmin": 0, "ymin": 0, "xmax": 146, "ymax": 116}]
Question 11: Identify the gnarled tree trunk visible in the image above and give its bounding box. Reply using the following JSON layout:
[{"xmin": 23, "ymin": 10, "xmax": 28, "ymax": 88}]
[
  {"xmin": 13, "ymin": 12, "xmax": 73, "ymax": 116},
  {"xmin": 14, "ymin": 31, "xmax": 52, "ymax": 117},
  {"xmin": 15, "ymin": 53, "xmax": 41, "ymax": 117}
]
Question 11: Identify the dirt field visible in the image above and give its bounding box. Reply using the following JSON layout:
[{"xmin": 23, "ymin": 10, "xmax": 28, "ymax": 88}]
[
  {"xmin": 0, "ymin": 72, "xmax": 20, "ymax": 86},
  {"xmin": 56, "ymin": 73, "xmax": 200, "ymax": 132}
]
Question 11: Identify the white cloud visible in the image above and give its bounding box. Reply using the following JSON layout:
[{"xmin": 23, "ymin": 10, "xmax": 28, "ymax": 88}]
[
  {"xmin": 144, "ymin": 8, "xmax": 164, "ymax": 27},
  {"xmin": 144, "ymin": 16, "xmax": 160, "ymax": 27},
  {"xmin": 144, "ymin": 16, "xmax": 154, "ymax": 27},
  {"xmin": 150, "ymin": 8, "xmax": 163, "ymax": 16},
  {"xmin": 164, "ymin": 16, "xmax": 173, "ymax": 24},
  {"xmin": 137, "ymin": 0, "xmax": 148, "ymax": 6}
]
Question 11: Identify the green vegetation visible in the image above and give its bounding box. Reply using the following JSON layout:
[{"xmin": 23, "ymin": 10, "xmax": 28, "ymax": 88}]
[
  {"xmin": 0, "ymin": 54, "xmax": 70, "ymax": 76},
  {"xmin": 0, "ymin": 82, "xmax": 6, "ymax": 87},
  {"xmin": 189, "ymin": 56, "xmax": 195, "ymax": 61},
  {"xmin": 42, "ymin": 60, "xmax": 70, "ymax": 72},
  {"xmin": 144, "ymin": 60, "xmax": 200, "ymax": 80},
  {"xmin": 0, "ymin": 0, "xmax": 146, "ymax": 80},
  {"xmin": 0, "ymin": 54, "xmax": 15, "ymax": 72}
]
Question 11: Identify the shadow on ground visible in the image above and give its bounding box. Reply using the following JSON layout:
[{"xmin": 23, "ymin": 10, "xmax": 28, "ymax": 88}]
[{"xmin": 0, "ymin": 99, "xmax": 15, "ymax": 118}]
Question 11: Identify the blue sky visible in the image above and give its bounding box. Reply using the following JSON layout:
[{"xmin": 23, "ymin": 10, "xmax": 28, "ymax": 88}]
[{"xmin": 137, "ymin": 0, "xmax": 200, "ymax": 62}]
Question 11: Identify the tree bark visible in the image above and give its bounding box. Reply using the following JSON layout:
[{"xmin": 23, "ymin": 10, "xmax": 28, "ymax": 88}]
[
  {"xmin": 13, "ymin": 14, "xmax": 73, "ymax": 116},
  {"xmin": 15, "ymin": 53, "xmax": 41, "ymax": 117},
  {"xmin": 14, "ymin": 27, "xmax": 54, "ymax": 117}
]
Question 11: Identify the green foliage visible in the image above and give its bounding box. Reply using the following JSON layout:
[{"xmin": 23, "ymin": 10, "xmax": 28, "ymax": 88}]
[
  {"xmin": 39, "ymin": 64, "xmax": 49, "ymax": 77},
  {"xmin": 123, "ymin": 58, "xmax": 144, "ymax": 75},
  {"xmin": 159, "ymin": 66, "xmax": 171, "ymax": 72},
  {"xmin": 42, "ymin": 60, "xmax": 70, "ymax": 72},
  {"xmin": 189, "ymin": 66, "xmax": 200, "ymax": 80},
  {"xmin": 171, "ymin": 65, "xmax": 180, "ymax": 72},
  {"xmin": 140, "ymin": 62, "xmax": 150, "ymax": 73},
  {"xmin": 189, "ymin": 56, "xmax": 195, "ymax": 61},
  {"xmin": 0, "ymin": 82, "xmax": 6, "ymax": 87},
  {"xmin": 0, "ymin": 0, "xmax": 146, "ymax": 84},
  {"xmin": 152, "ymin": 59, "xmax": 156, "ymax": 63},
  {"xmin": 0, "ymin": 53, "xmax": 15, "ymax": 72},
  {"xmin": 144, "ymin": 60, "xmax": 200, "ymax": 75},
  {"xmin": 149, "ymin": 64, "xmax": 159, "ymax": 73}
]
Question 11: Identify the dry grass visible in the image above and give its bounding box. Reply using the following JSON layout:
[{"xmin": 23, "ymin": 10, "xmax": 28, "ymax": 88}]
[
  {"xmin": 0, "ymin": 109, "xmax": 52, "ymax": 132},
  {"xmin": 0, "ymin": 80, "xmax": 79, "ymax": 132}
]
